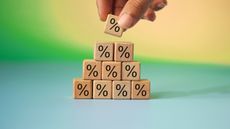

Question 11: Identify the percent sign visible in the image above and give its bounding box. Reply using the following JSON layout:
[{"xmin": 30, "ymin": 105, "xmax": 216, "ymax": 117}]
[
  {"xmin": 135, "ymin": 84, "xmax": 147, "ymax": 96},
  {"xmin": 106, "ymin": 65, "xmax": 117, "ymax": 77},
  {"xmin": 118, "ymin": 46, "xmax": 130, "ymax": 58},
  {"xmin": 96, "ymin": 84, "xmax": 108, "ymax": 97},
  {"xmin": 116, "ymin": 84, "xmax": 128, "ymax": 97},
  {"xmin": 86, "ymin": 64, "xmax": 98, "ymax": 77},
  {"xmin": 98, "ymin": 45, "xmax": 110, "ymax": 58},
  {"xmin": 109, "ymin": 18, "xmax": 120, "ymax": 32},
  {"xmin": 77, "ymin": 84, "xmax": 89, "ymax": 96},
  {"xmin": 125, "ymin": 65, "xmax": 137, "ymax": 77}
]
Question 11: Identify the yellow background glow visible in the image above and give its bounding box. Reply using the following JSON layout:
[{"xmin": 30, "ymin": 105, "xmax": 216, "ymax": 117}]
[{"xmin": 44, "ymin": 0, "xmax": 230, "ymax": 64}]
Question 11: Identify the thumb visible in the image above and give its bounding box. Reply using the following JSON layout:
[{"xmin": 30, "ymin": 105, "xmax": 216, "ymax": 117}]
[{"xmin": 118, "ymin": 0, "xmax": 151, "ymax": 29}]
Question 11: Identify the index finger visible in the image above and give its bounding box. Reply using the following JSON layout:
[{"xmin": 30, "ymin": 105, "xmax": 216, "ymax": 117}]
[{"xmin": 96, "ymin": 0, "xmax": 114, "ymax": 21}]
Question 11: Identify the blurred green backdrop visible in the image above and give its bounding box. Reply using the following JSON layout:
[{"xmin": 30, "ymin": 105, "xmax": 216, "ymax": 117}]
[{"xmin": 1, "ymin": 0, "xmax": 230, "ymax": 64}]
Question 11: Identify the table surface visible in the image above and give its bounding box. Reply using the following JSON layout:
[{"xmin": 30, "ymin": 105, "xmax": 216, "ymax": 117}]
[{"xmin": 0, "ymin": 62, "xmax": 230, "ymax": 129}]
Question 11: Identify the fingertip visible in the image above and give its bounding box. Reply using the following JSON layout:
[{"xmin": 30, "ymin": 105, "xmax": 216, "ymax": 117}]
[
  {"xmin": 99, "ymin": 14, "xmax": 107, "ymax": 21},
  {"xmin": 143, "ymin": 8, "xmax": 156, "ymax": 21},
  {"xmin": 118, "ymin": 13, "xmax": 139, "ymax": 29},
  {"xmin": 142, "ymin": 15, "xmax": 155, "ymax": 22},
  {"xmin": 117, "ymin": 0, "xmax": 150, "ymax": 29},
  {"xmin": 96, "ymin": 0, "xmax": 113, "ymax": 22}
]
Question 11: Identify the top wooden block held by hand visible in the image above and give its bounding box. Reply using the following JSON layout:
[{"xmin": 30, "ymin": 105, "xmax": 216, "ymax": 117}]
[{"xmin": 104, "ymin": 14, "xmax": 124, "ymax": 37}]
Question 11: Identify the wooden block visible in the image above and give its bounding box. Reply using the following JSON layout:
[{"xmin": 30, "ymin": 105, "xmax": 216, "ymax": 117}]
[
  {"xmin": 94, "ymin": 42, "xmax": 114, "ymax": 61},
  {"xmin": 104, "ymin": 14, "xmax": 124, "ymax": 37},
  {"xmin": 112, "ymin": 81, "xmax": 131, "ymax": 99},
  {"xmin": 114, "ymin": 42, "xmax": 133, "ymax": 61},
  {"xmin": 83, "ymin": 60, "xmax": 101, "ymax": 80},
  {"xmin": 102, "ymin": 61, "xmax": 121, "ymax": 80},
  {"xmin": 131, "ymin": 80, "xmax": 150, "ymax": 99},
  {"xmin": 73, "ymin": 79, "xmax": 92, "ymax": 99},
  {"xmin": 93, "ymin": 80, "xmax": 112, "ymax": 99},
  {"xmin": 122, "ymin": 61, "xmax": 140, "ymax": 80}
]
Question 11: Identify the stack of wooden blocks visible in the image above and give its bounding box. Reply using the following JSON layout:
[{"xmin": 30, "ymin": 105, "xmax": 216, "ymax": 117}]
[{"xmin": 73, "ymin": 42, "xmax": 150, "ymax": 99}]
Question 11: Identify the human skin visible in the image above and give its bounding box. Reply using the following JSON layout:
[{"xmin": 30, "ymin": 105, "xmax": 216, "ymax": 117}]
[{"xmin": 96, "ymin": 0, "xmax": 167, "ymax": 29}]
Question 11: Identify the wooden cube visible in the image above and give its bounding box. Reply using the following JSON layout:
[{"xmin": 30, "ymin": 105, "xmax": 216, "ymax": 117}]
[
  {"xmin": 112, "ymin": 81, "xmax": 131, "ymax": 99},
  {"xmin": 73, "ymin": 79, "xmax": 92, "ymax": 99},
  {"xmin": 104, "ymin": 14, "xmax": 124, "ymax": 37},
  {"xmin": 93, "ymin": 80, "xmax": 112, "ymax": 99},
  {"xmin": 122, "ymin": 61, "xmax": 140, "ymax": 80},
  {"xmin": 94, "ymin": 42, "xmax": 114, "ymax": 61},
  {"xmin": 114, "ymin": 42, "xmax": 133, "ymax": 61},
  {"xmin": 102, "ymin": 61, "xmax": 121, "ymax": 80},
  {"xmin": 83, "ymin": 60, "xmax": 101, "ymax": 80},
  {"xmin": 131, "ymin": 80, "xmax": 150, "ymax": 99}
]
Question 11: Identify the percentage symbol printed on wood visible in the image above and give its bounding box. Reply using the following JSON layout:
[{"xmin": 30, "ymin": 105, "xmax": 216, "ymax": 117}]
[
  {"xmin": 135, "ymin": 84, "xmax": 147, "ymax": 96},
  {"xmin": 77, "ymin": 84, "xmax": 89, "ymax": 96},
  {"xmin": 86, "ymin": 64, "xmax": 98, "ymax": 77},
  {"xmin": 106, "ymin": 65, "xmax": 117, "ymax": 78},
  {"xmin": 109, "ymin": 18, "xmax": 120, "ymax": 32},
  {"xmin": 96, "ymin": 84, "xmax": 108, "ymax": 97},
  {"xmin": 118, "ymin": 46, "xmax": 130, "ymax": 58},
  {"xmin": 116, "ymin": 84, "xmax": 128, "ymax": 97},
  {"xmin": 104, "ymin": 15, "xmax": 123, "ymax": 37},
  {"xmin": 98, "ymin": 45, "xmax": 110, "ymax": 58},
  {"xmin": 125, "ymin": 65, "xmax": 137, "ymax": 77}
]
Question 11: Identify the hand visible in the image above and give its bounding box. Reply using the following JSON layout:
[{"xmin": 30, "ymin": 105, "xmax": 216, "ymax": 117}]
[{"xmin": 96, "ymin": 0, "xmax": 167, "ymax": 29}]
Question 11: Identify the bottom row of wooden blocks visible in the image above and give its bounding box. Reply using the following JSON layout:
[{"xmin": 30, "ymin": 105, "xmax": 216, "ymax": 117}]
[{"xmin": 73, "ymin": 79, "xmax": 150, "ymax": 99}]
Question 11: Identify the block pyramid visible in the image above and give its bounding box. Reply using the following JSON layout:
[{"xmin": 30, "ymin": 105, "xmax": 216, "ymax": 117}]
[{"xmin": 73, "ymin": 42, "xmax": 151, "ymax": 99}]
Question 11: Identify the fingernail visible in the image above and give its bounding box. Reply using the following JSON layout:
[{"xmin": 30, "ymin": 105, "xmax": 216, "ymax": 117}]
[
  {"xmin": 118, "ymin": 13, "xmax": 136, "ymax": 29},
  {"xmin": 155, "ymin": 2, "xmax": 166, "ymax": 11}
]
